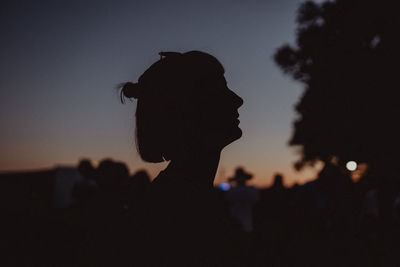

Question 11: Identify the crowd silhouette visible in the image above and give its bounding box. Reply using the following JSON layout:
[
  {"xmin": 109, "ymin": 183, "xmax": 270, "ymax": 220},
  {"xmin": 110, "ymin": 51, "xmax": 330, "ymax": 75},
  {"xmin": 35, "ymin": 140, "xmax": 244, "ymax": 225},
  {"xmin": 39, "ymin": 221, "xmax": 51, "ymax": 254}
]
[
  {"xmin": 3, "ymin": 158, "xmax": 400, "ymax": 266},
  {"xmin": 2, "ymin": 0, "xmax": 400, "ymax": 265}
]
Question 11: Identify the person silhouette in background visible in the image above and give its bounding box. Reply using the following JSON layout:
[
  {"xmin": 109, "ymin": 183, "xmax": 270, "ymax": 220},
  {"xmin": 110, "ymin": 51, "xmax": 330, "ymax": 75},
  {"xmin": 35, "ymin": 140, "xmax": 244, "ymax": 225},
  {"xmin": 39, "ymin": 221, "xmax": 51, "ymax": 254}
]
[
  {"xmin": 119, "ymin": 51, "xmax": 244, "ymax": 266},
  {"xmin": 73, "ymin": 159, "xmax": 99, "ymax": 205},
  {"xmin": 226, "ymin": 167, "xmax": 260, "ymax": 233},
  {"xmin": 79, "ymin": 159, "xmax": 131, "ymax": 266}
]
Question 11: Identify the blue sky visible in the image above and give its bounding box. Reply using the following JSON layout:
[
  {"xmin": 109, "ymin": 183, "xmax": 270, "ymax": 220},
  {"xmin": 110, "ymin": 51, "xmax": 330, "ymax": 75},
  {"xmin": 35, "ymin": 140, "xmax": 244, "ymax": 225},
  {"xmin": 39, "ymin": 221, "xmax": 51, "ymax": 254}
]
[{"xmin": 0, "ymin": 0, "xmax": 323, "ymax": 187}]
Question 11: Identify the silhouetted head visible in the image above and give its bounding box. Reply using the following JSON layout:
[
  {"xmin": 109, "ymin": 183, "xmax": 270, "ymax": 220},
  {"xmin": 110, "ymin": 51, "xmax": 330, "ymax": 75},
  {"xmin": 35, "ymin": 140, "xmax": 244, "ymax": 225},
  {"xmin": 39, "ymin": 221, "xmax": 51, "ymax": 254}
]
[
  {"xmin": 77, "ymin": 159, "xmax": 96, "ymax": 180},
  {"xmin": 97, "ymin": 159, "xmax": 130, "ymax": 192},
  {"xmin": 272, "ymin": 173, "xmax": 283, "ymax": 188},
  {"xmin": 229, "ymin": 167, "xmax": 253, "ymax": 186},
  {"xmin": 120, "ymin": 51, "xmax": 243, "ymax": 162}
]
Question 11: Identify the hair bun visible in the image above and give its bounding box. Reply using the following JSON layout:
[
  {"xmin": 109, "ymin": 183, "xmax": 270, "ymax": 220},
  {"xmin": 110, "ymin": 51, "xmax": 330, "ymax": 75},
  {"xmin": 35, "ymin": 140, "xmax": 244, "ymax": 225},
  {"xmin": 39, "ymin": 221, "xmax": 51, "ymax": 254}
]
[{"xmin": 122, "ymin": 82, "xmax": 141, "ymax": 99}]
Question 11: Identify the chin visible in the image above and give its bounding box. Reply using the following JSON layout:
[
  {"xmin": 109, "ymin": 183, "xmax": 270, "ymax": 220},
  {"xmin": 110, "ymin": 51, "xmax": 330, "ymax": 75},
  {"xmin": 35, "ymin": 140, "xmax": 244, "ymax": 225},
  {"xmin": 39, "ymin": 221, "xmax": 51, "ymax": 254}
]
[
  {"xmin": 223, "ymin": 127, "xmax": 242, "ymax": 147},
  {"xmin": 232, "ymin": 127, "xmax": 242, "ymax": 141}
]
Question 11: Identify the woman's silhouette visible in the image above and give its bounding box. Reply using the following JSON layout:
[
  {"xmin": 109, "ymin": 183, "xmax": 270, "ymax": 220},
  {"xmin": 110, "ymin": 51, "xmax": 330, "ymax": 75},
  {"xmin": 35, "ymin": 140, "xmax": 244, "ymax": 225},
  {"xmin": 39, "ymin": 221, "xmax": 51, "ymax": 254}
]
[{"xmin": 120, "ymin": 51, "xmax": 244, "ymax": 266}]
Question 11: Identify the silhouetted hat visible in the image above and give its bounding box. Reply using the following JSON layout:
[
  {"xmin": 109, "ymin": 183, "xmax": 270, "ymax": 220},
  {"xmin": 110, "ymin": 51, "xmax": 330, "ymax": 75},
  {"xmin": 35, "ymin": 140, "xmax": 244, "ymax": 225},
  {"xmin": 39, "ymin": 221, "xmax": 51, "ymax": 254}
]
[{"xmin": 228, "ymin": 167, "xmax": 253, "ymax": 182}]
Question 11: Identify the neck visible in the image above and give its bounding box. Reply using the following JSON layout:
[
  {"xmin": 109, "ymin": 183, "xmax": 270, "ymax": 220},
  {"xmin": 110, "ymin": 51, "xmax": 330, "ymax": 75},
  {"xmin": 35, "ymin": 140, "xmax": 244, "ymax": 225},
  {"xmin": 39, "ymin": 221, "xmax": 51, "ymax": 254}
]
[{"xmin": 166, "ymin": 148, "xmax": 222, "ymax": 188}]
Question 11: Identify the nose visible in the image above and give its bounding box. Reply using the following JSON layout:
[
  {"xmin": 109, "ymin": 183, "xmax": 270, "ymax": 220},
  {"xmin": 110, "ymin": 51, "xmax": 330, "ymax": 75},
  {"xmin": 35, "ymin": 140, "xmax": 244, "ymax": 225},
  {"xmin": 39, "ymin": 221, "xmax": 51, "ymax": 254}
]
[{"xmin": 231, "ymin": 90, "xmax": 243, "ymax": 109}]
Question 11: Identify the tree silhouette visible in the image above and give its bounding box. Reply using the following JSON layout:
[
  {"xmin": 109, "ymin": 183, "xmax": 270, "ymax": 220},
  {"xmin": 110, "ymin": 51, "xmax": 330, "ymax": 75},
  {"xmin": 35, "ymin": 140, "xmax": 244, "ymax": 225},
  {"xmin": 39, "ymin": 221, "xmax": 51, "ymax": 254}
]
[{"xmin": 274, "ymin": 0, "xmax": 399, "ymax": 174}]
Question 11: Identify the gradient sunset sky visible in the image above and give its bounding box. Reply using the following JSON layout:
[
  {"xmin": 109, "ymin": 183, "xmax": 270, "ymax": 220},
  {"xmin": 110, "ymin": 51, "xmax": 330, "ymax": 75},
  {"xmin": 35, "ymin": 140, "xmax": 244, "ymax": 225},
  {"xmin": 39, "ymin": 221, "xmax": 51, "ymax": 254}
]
[{"xmin": 0, "ymin": 0, "xmax": 324, "ymax": 187}]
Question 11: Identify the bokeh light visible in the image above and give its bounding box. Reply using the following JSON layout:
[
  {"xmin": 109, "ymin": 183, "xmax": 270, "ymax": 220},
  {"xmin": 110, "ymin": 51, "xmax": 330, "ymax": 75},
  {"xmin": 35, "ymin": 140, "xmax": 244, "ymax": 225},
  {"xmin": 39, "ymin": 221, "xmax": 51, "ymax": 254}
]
[
  {"xmin": 218, "ymin": 182, "xmax": 231, "ymax": 191},
  {"xmin": 346, "ymin": 161, "xmax": 357, "ymax": 171}
]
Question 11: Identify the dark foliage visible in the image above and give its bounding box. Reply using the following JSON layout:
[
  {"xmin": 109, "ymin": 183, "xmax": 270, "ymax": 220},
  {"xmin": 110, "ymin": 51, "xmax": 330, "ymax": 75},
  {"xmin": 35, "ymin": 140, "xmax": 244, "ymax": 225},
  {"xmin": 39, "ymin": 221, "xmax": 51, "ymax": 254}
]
[{"xmin": 274, "ymin": 0, "xmax": 399, "ymax": 173}]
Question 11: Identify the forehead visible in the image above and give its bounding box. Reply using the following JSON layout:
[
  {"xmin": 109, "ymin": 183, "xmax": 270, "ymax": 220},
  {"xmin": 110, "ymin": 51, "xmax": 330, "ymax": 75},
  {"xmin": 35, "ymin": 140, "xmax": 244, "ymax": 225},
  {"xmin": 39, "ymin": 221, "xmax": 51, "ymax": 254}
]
[
  {"xmin": 194, "ymin": 63, "xmax": 224, "ymax": 78},
  {"xmin": 197, "ymin": 71, "xmax": 226, "ymax": 87}
]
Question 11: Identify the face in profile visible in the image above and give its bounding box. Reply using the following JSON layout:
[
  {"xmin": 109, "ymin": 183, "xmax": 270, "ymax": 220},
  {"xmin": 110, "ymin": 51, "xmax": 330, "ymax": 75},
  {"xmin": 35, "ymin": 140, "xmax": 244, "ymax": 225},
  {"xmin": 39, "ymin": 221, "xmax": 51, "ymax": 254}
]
[{"xmin": 183, "ymin": 73, "xmax": 243, "ymax": 151}]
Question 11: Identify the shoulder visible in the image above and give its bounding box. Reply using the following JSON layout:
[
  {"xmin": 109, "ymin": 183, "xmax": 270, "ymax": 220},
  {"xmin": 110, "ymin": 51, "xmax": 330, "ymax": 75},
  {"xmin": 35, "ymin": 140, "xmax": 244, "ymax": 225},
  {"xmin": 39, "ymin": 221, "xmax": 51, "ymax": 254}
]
[
  {"xmin": 147, "ymin": 172, "xmax": 188, "ymax": 206},
  {"xmin": 142, "ymin": 172, "xmax": 195, "ymax": 224}
]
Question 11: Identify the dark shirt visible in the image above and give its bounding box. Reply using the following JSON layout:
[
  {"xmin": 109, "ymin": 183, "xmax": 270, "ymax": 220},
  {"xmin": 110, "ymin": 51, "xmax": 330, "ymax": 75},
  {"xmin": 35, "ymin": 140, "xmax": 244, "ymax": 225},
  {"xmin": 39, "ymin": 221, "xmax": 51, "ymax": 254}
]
[
  {"xmin": 81, "ymin": 170, "xmax": 244, "ymax": 266},
  {"xmin": 133, "ymin": 170, "xmax": 243, "ymax": 266}
]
